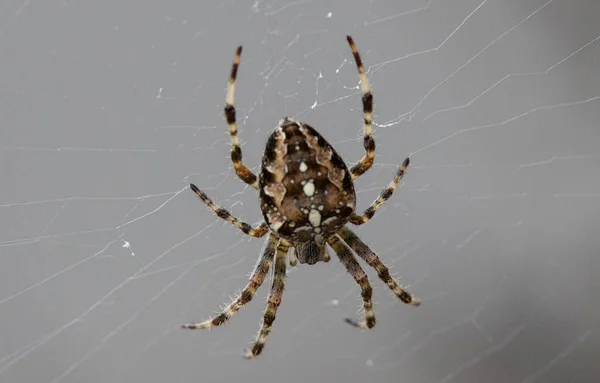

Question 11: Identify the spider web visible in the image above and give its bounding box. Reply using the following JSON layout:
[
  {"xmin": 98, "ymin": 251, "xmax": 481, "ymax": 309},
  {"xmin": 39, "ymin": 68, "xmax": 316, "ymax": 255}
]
[{"xmin": 1, "ymin": 0, "xmax": 599, "ymax": 382}]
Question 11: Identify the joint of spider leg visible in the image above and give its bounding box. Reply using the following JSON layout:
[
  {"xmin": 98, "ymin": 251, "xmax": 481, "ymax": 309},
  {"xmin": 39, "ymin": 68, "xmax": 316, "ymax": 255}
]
[
  {"xmin": 238, "ymin": 222, "xmax": 252, "ymax": 233},
  {"xmin": 230, "ymin": 146, "xmax": 242, "ymax": 164},
  {"xmin": 225, "ymin": 105, "xmax": 236, "ymax": 125},
  {"xmin": 362, "ymin": 93, "xmax": 373, "ymax": 113},
  {"xmin": 380, "ymin": 188, "xmax": 393, "ymax": 200},
  {"xmin": 215, "ymin": 208, "xmax": 230, "ymax": 220},
  {"xmin": 364, "ymin": 135, "xmax": 375, "ymax": 151},
  {"xmin": 375, "ymin": 266, "xmax": 392, "ymax": 284},
  {"xmin": 240, "ymin": 289, "xmax": 254, "ymax": 305},
  {"xmin": 263, "ymin": 310, "xmax": 276, "ymax": 327}
]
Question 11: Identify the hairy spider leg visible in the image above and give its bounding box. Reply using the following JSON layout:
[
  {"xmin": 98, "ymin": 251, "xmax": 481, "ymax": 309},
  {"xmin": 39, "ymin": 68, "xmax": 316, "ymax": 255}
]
[
  {"xmin": 190, "ymin": 184, "xmax": 268, "ymax": 237},
  {"xmin": 328, "ymin": 235, "xmax": 376, "ymax": 329},
  {"xmin": 350, "ymin": 157, "xmax": 409, "ymax": 225},
  {"xmin": 346, "ymin": 36, "xmax": 375, "ymax": 180},
  {"xmin": 244, "ymin": 240, "xmax": 289, "ymax": 358},
  {"xmin": 182, "ymin": 236, "xmax": 277, "ymax": 330},
  {"xmin": 225, "ymin": 46, "xmax": 259, "ymax": 189},
  {"xmin": 338, "ymin": 227, "xmax": 420, "ymax": 306}
]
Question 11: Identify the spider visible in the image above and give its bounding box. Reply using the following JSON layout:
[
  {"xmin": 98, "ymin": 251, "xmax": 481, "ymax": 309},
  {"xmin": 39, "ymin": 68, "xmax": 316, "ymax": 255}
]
[{"xmin": 183, "ymin": 36, "xmax": 420, "ymax": 359}]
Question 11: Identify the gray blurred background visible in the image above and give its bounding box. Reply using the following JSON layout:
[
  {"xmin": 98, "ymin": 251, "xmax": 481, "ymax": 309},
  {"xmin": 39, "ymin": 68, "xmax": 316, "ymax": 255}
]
[{"xmin": 1, "ymin": 1, "xmax": 599, "ymax": 382}]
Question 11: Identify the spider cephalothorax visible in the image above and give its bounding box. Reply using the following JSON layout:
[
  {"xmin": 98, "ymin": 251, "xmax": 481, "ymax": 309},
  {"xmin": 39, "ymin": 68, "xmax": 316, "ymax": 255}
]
[
  {"xmin": 259, "ymin": 118, "xmax": 355, "ymax": 264},
  {"xmin": 183, "ymin": 36, "xmax": 420, "ymax": 359}
]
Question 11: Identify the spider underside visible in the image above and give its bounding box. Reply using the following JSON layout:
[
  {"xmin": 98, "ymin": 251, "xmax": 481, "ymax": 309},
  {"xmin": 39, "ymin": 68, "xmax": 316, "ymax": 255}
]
[{"xmin": 183, "ymin": 36, "xmax": 420, "ymax": 359}]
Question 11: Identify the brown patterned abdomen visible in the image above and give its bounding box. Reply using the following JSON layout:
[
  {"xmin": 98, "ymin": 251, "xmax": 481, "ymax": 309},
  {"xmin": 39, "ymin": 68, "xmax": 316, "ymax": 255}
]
[{"xmin": 259, "ymin": 118, "xmax": 355, "ymax": 244}]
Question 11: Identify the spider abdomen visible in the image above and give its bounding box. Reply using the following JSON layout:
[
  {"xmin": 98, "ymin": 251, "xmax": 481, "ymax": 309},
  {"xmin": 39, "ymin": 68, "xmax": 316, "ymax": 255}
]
[{"xmin": 259, "ymin": 118, "xmax": 356, "ymax": 247}]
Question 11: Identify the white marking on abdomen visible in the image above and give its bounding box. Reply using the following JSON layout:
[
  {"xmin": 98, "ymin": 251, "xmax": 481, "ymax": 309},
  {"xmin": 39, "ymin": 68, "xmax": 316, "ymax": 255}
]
[
  {"xmin": 308, "ymin": 209, "xmax": 321, "ymax": 227},
  {"xmin": 303, "ymin": 181, "xmax": 315, "ymax": 197}
]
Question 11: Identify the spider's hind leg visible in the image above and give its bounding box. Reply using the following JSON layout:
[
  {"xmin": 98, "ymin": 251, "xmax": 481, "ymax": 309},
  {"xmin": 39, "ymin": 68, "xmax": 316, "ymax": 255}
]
[
  {"xmin": 182, "ymin": 236, "xmax": 277, "ymax": 330},
  {"xmin": 338, "ymin": 227, "xmax": 420, "ymax": 306},
  {"xmin": 328, "ymin": 235, "xmax": 376, "ymax": 329},
  {"xmin": 244, "ymin": 240, "xmax": 289, "ymax": 358}
]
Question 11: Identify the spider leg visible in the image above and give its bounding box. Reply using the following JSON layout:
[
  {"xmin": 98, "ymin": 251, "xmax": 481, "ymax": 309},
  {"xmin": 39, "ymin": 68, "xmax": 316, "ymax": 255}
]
[
  {"xmin": 190, "ymin": 184, "xmax": 268, "ymax": 238},
  {"xmin": 288, "ymin": 247, "xmax": 298, "ymax": 267},
  {"xmin": 349, "ymin": 157, "xmax": 409, "ymax": 225},
  {"xmin": 328, "ymin": 235, "xmax": 375, "ymax": 329},
  {"xmin": 244, "ymin": 240, "xmax": 289, "ymax": 358},
  {"xmin": 182, "ymin": 235, "xmax": 277, "ymax": 330},
  {"xmin": 225, "ymin": 46, "xmax": 259, "ymax": 189},
  {"xmin": 346, "ymin": 36, "xmax": 375, "ymax": 181},
  {"xmin": 338, "ymin": 227, "xmax": 420, "ymax": 306}
]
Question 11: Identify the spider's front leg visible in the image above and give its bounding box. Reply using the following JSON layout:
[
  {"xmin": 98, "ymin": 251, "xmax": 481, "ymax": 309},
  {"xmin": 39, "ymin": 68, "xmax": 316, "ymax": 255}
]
[
  {"xmin": 225, "ymin": 46, "xmax": 259, "ymax": 189},
  {"xmin": 346, "ymin": 36, "xmax": 375, "ymax": 180},
  {"xmin": 190, "ymin": 184, "xmax": 268, "ymax": 238}
]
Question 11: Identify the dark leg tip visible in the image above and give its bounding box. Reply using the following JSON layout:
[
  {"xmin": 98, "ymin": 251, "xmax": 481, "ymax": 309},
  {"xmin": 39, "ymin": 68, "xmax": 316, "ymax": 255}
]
[
  {"xmin": 345, "ymin": 317, "xmax": 376, "ymax": 329},
  {"xmin": 190, "ymin": 184, "xmax": 200, "ymax": 193},
  {"xmin": 344, "ymin": 318, "xmax": 364, "ymax": 328},
  {"xmin": 403, "ymin": 157, "xmax": 410, "ymax": 168}
]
